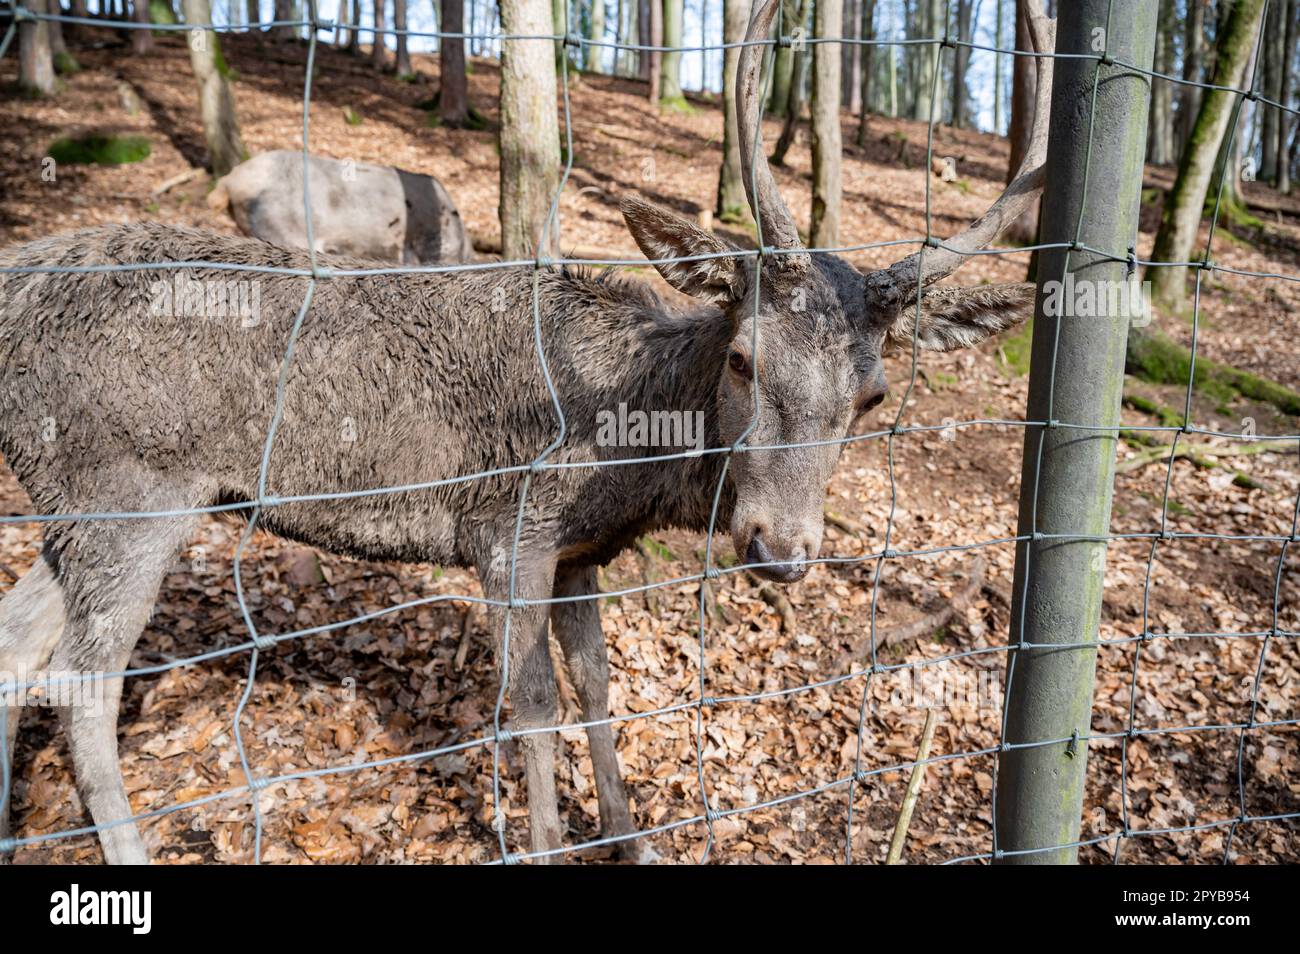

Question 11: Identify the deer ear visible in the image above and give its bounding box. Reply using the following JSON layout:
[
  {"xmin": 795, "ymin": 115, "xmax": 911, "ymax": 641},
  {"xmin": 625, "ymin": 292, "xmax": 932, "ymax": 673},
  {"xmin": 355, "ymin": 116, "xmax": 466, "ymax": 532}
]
[
  {"xmin": 621, "ymin": 195, "xmax": 745, "ymax": 304},
  {"xmin": 885, "ymin": 283, "xmax": 1034, "ymax": 353}
]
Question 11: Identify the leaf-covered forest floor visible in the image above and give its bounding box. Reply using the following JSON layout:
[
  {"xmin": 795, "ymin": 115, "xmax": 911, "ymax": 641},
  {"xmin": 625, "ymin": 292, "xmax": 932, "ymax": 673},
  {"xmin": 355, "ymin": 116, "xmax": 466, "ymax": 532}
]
[{"xmin": 1, "ymin": 32, "xmax": 1298, "ymax": 864}]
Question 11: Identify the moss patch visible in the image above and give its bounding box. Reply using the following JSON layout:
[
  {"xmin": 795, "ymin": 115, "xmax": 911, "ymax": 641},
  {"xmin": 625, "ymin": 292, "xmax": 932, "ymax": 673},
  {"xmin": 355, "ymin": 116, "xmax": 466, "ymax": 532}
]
[
  {"xmin": 1127, "ymin": 329, "xmax": 1300, "ymax": 416},
  {"xmin": 48, "ymin": 134, "xmax": 151, "ymax": 166},
  {"xmin": 997, "ymin": 320, "xmax": 1033, "ymax": 377}
]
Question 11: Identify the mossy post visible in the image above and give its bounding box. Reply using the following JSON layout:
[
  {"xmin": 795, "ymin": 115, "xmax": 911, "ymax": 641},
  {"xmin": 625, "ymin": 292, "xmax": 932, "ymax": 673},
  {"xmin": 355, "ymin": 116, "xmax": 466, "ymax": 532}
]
[{"xmin": 994, "ymin": 0, "xmax": 1158, "ymax": 865}]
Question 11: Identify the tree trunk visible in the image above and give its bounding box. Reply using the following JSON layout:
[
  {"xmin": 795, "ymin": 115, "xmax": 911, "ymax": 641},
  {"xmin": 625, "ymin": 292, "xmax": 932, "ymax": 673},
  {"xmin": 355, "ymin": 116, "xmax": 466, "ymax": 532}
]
[
  {"xmin": 1261, "ymin": 0, "xmax": 1286, "ymax": 182},
  {"xmin": 182, "ymin": 0, "xmax": 248, "ymax": 176},
  {"xmin": 810, "ymin": 0, "xmax": 841, "ymax": 247},
  {"xmin": 371, "ymin": 0, "xmax": 387, "ymax": 66},
  {"xmin": 912, "ymin": 0, "xmax": 943, "ymax": 122},
  {"xmin": 660, "ymin": 0, "xmax": 683, "ymax": 102},
  {"xmin": 586, "ymin": 0, "xmax": 605, "ymax": 71},
  {"xmin": 273, "ymin": 0, "xmax": 295, "ymax": 39},
  {"xmin": 247, "ymin": 0, "xmax": 259, "ymax": 28},
  {"xmin": 132, "ymin": 0, "xmax": 153, "ymax": 54},
  {"xmin": 768, "ymin": 0, "xmax": 797, "ymax": 118},
  {"xmin": 614, "ymin": 0, "xmax": 627, "ymax": 74},
  {"xmin": 393, "ymin": 0, "xmax": 412, "ymax": 75},
  {"xmin": 771, "ymin": 0, "xmax": 809, "ymax": 165},
  {"xmin": 855, "ymin": 0, "xmax": 875, "ymax": 146},
  {"xmin": 440, "ymin": 0, "xmax": 468, "ymax": 124},
  {"xmin": 499, "ymin": 0, "xmax": 561, "ymax": 258},
  {"xmin": 1148, "ymin": 0, "xmax": 1265, "ymax": 314},
  {"xmin": 1281, "ymin": 1, "xmax": 1299, "ymax": 193},
  {"xmin": 1177, "ymin": 0, "xmax": 1206, "ymax": 154},
  {"xmin": 1005, "ymin": 0, "xmax": 1040, "ymax": 245},
  {"xmin": 993, "ymin": 0, "xmax": 1004, "ymax": 132},
  {"xmin": 1146, "ymin": 0, "xmax": 1174, "ymax": 164},
  {"xmin": 716, "ymin": 0, "xmax": 749, "ymax": 222},
  {"xmin": 842, "ymin": 0, "xmax": 860, "ymax": 114},
  {"xmin": 950, "ymin": 0, "xmax": 973, "ymax": 128},
  {"xmin": 647, "ymin": 0, "xmax": 661, "ymax": 101},
  {"xmin": 348, "ymin": 0, "xmax": 361, "ymax": 51},
  {"xmin": 19, "ymin": 0, "xmax": 57, "ymax": 97},
  {"xmin": 335, "ymin": 0, "xmax": 349, "ymax": 47}
]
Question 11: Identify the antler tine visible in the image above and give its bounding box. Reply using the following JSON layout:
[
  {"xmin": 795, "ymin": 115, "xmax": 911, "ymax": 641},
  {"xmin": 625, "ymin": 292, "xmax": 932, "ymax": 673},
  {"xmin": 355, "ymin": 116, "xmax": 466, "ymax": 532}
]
[
  {"xmin": 864, "ymin": 0, "xmax": 1055, "ymax": 305},
  {"xmin": 736, "ymin": 0, "xmax": 809, "ymax": 271}
]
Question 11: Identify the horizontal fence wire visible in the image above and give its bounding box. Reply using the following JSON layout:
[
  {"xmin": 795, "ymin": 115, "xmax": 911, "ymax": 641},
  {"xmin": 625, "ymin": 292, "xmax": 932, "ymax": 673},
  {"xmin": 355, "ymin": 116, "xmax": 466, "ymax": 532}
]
[{"xmin": 0, "ymin": 0, "xmax": 1296, "ymax": 864}]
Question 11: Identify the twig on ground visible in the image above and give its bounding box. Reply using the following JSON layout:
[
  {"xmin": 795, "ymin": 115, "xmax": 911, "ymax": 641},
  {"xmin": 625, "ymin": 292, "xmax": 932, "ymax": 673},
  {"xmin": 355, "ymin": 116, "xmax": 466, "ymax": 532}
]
[
  {"xmin": 887, "ymin": 709, "xmax": 939, "ymax": 865},
  {"xmin": 835, "ymin": 558, "xmax": 986, "ymax": 673}
]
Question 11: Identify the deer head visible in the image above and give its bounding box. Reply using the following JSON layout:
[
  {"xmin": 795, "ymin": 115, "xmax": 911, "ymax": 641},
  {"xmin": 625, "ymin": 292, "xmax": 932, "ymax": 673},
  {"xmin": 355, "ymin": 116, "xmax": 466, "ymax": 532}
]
[{"xmin": 621, "ymin": 0, "xmax": 1054, "ymax": 583}]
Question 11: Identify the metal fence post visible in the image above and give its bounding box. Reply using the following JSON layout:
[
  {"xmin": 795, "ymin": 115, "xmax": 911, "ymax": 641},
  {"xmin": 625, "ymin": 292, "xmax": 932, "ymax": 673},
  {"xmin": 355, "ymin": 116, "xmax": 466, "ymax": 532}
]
[{"xmin": 994, "ymin": 0, "xmax": 1158, "ymax": 864}]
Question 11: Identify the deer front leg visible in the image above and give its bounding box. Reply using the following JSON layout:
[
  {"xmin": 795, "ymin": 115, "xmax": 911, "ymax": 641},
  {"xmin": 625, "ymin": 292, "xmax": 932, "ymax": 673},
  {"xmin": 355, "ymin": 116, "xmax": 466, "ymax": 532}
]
[
  {"xmin": 552, "ymin": 566, "xmax": 658, "ymax": 864},
  {"xmin": 482, "ymin": 552, "xmax": 564, "ymax": 862}
]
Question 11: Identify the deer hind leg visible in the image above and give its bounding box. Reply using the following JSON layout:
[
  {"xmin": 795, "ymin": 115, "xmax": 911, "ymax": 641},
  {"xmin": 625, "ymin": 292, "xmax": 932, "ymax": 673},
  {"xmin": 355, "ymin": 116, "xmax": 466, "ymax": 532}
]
[
  {"xmin": 0, "ymin": 551, "xmax": 68, "ymax": 860},
  {"xmin": 480, "ymin": 550, "xmax": 563, "ymax": 863},
  {"xmin": 552, "ymin": 565, "xmax": 658, "ymax": 864},
  {"xmin": 43, "ymin": 474, "xmax": 202, "ymax": 865}
]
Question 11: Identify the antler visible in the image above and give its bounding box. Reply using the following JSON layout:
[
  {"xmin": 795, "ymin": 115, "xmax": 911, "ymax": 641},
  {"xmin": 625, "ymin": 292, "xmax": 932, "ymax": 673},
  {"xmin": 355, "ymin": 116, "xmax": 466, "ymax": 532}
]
[
  {"xmin": 736, "ymin": 0, "xmax": 809, "ymax": 272},
  {"xmin": 863, "ymin": 0, "xmax": 1055, "ymax": 308}
]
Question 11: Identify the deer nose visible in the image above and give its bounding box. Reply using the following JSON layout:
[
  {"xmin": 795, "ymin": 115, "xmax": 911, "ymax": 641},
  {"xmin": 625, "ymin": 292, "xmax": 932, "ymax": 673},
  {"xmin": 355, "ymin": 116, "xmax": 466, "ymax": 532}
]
[{"xmin": 746, "ymin": 532, "xmax": 808, "ymax": 583}]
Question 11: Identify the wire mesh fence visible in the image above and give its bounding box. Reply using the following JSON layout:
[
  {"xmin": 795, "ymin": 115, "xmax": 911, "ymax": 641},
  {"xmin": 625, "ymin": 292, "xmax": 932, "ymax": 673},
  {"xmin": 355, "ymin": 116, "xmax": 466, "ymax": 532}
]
[{"xmin": 0, "ymin": 0, "xmax": 1296, "ymax": 865}]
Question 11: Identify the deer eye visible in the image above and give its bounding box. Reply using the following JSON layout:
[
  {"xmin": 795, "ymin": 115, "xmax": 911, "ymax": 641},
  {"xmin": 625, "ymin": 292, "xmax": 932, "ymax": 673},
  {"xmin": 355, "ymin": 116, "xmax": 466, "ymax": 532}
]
[{"xmin": 727, "ymin": 350, "xmax": 750, "ymax": 376}]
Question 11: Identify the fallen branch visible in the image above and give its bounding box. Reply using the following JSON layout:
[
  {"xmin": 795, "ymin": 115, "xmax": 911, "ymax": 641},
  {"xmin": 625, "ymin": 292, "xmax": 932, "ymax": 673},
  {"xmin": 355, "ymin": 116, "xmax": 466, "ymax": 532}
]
[
  {"xmin": 834, "ymin": 558, "xmax": 986, "ymax": 673},
  {"xmin": 748, "ymin": 573, "xmax": 798, "ymax": 633},
  {"xmin": 824, "ymin": 506, "xmax": 867, "ymax": 539},
  {"xmin": 1116, "ymin": 439, "xmax": 1295, "ymax": 491},
  {"xmin": 887, "ymin": 709, "xmax": 939, "ymax": 865},
  {"xmin": 152, "ymin": 167, "xmax": 203, "ymax": 197}
]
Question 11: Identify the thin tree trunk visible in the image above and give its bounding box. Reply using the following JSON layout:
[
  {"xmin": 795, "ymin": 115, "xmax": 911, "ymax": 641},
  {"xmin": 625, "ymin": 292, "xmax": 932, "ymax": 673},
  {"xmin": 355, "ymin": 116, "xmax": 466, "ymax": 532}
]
[
  {"xmin": 912, "ymin": 0, "xmax": 943, "ymax": 122},
  {"xmin": 1261, "ymin": 0, "xmax": 1286, "ymax": 181},
  {"xmin": 855, "ymin": 0, "xmax": 875, "ymax": 146},
  {"xmin": 768, "ymin": 0, "xmax": 797, "ymax": 118},
  {"xmin": 647, "ymin": 0, "xmax": 661, "ymax": 101},
  {"xmin": 771, "ymin": 0, "xmax": 808, "ymax": 165},
  {"xmin": 499, "ymin": 0, "xmax": 561, "ymax": 258},
  {"xmin": 348, "ymin": 0, "xmax": 361, "ymax": 51},
  {"xmin": 394, "ymin": 0, "xmax": 412, "ymax": 74},
  {"xmin": 1004, "ymin": 0, "xmax": 1040, "ymax": 245},
  {"xmin": 273, "ymin": 0, "xmax": 295, "ymax": 39},
  {"xmin": 842, "ymin": 0, "xmax": 860, "ymax": 114},
  {"xmin": 371, "ymin": 0, "xmax": 387, "ymax": 66},
  {"xmin": 1281, "ymin": 1, "xmax": 1299, "ymax": 193},
  {"xmin": 810, "ymin": 0, "xmax": 841, "ymax": 246},
  {"xmin": 994, "ymin": 0, "xmax": 1004, "ymax": 132},
  {"xmin": 183, "ymin": 0, "xmax": 248, "ymax": 176},
  {"xmin": 887, "ymin": 23, "xmax": 896, "ymax": 116},
  {"xmin": 335, "ymin": 0, "xmax": 349, "ymax": 46},
  {"xmin": 638, "ymin": 0, "xmax": 651, "ymax": 81},
  {"xmin": 1149, "ymin": 0, "xmax": 1265, "ymax": 313},
  {"xmin": 1177, "ymin": 0, "xmax": 1206, "ymax": 154},
  {"xmin": 440, "ymin": 0, "xmax": 469, "ymax": 123},
  {"xmin": 1147, "ymin": 0, "xmax": 1174, "ymax": 164},
  {"xmin": 586, "ymin": 0, "xmax": 605, "ymax": 71},
  {"xmin": 716, "ymin": 0, "xmax": 749, "ymax": 221},
  {"xmin": 660, "ymin": 0, "xmax": 683, "ymax": 102},
  {"xmin": 19, "ymin": 0, "xmax": 57, "ymax": 97},
  {"xmin": 614, "ymin": 0, "xmax": 626, "ymax": 74},
  {"xmin": 950, "ymin": 0, "xmax": 972, "ymax": 128},
  {"xmin": 133, "ymin": 0, "xmax": 153, "ymax": 53}
]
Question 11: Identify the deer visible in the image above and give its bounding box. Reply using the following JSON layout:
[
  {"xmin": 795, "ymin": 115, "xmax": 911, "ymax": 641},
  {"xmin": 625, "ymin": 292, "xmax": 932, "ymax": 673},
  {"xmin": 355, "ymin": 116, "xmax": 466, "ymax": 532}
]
[
  {"xmin": 0, "ymin": 0, "xmax": 1053, "ymax": 864},
  {"xmin": 209, "ymin": 150, "xmax": 476, "ymax": 266}
]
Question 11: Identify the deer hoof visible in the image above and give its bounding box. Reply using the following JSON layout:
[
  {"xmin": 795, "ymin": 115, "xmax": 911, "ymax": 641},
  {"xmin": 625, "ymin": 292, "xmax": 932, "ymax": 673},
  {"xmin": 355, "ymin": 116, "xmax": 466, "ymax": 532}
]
[{"xmin": 618, "ymin": 838, "xmax": 663, "ymax": 865}]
